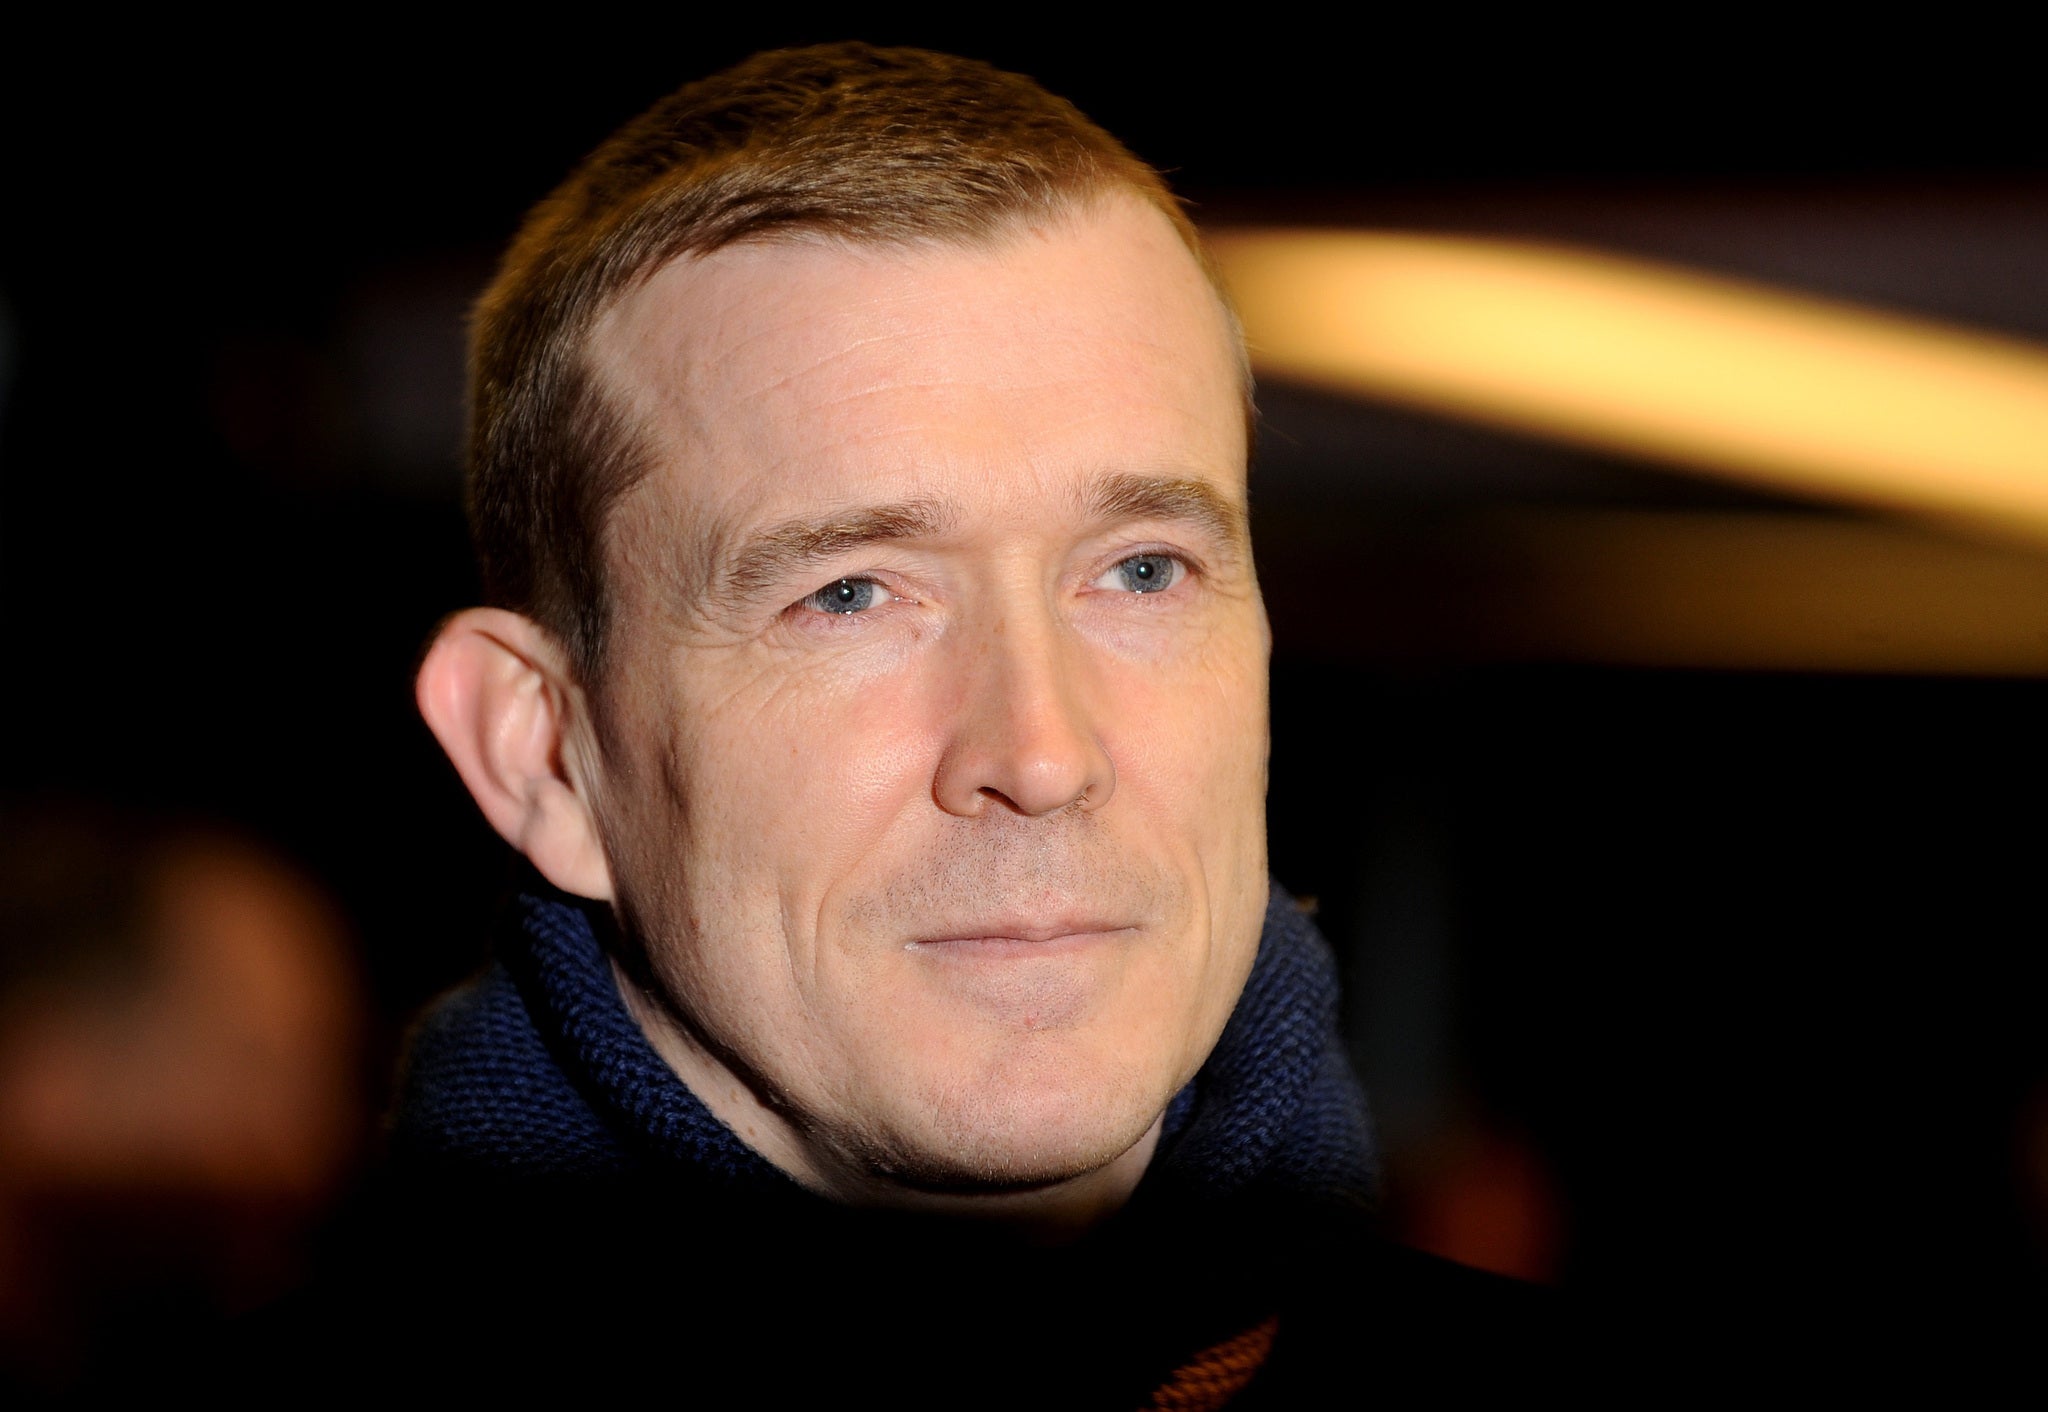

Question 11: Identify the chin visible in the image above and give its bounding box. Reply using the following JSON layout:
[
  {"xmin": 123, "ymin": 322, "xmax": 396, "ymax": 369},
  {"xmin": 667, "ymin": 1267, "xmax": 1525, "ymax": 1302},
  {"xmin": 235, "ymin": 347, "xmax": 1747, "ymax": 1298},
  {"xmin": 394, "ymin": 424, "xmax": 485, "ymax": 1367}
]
[{"xmin": 854, "ymin": 1051, "xmax": 1171, "ymax": 1196}]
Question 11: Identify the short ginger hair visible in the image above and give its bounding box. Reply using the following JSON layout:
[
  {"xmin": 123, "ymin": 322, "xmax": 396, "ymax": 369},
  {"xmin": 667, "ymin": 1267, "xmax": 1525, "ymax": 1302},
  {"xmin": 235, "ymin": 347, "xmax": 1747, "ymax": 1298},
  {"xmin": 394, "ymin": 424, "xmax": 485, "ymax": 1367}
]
[{"xmin": 467, "ymin": 42, "xmax": 1213, "ymax": 679}]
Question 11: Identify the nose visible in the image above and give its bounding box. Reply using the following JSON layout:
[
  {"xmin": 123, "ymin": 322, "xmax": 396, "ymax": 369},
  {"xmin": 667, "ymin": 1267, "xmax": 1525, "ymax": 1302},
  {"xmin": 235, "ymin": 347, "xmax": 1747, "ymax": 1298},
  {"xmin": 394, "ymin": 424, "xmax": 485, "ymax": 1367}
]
[{"xmin": 933, "ymin": 612, "xmax": 1115, "ymax": 819}]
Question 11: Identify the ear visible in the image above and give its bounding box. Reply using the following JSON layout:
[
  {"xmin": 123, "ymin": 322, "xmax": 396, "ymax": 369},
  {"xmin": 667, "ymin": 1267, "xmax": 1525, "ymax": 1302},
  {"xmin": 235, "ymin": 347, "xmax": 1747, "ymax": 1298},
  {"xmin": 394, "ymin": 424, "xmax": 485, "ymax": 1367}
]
[{"xmin": 416, "ymin": 608, "xmax": 614, "ymax": 901}]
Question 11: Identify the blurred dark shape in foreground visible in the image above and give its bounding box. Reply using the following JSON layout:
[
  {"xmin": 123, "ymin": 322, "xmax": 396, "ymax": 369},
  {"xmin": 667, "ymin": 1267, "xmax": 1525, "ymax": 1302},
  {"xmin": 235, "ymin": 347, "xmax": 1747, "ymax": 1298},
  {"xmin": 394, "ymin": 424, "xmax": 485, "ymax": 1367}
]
[{"xmin": 0, "ymin": 801, "xmax": 366, "ymax": 1394}]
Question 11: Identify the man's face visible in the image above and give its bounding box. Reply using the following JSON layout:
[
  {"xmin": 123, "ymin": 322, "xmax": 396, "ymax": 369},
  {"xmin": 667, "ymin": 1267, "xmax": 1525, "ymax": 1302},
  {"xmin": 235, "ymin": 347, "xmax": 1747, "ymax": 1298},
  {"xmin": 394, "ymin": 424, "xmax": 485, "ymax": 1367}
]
[{"xmin": 582, "ymin": 195, "xmax": 1269, "ymax": 1202}]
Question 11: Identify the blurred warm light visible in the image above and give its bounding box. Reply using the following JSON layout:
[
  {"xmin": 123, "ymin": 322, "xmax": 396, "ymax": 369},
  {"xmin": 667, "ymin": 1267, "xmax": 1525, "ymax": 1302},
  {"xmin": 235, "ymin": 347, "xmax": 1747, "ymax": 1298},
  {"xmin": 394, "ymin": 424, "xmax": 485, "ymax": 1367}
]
[
  {"xmin": 1210, "ymin": 231, "xmax": 2048, "ymax": 542},
  {"xmin": 1255, "ymin": 504, "xmax": 2048, "ymax": 675},
  {"xmin": 1491, "ymin": 509, "xmax": 2048, "ymax": 675}
]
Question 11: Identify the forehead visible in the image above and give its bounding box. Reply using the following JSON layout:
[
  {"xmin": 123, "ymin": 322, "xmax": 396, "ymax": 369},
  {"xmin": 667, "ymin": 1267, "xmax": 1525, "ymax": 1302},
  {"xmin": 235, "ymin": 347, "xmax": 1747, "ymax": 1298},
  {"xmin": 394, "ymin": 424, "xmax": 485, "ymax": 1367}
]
[{"xmin": 586, "ymin": 197, "xmax": 1248, "ymax": 558}]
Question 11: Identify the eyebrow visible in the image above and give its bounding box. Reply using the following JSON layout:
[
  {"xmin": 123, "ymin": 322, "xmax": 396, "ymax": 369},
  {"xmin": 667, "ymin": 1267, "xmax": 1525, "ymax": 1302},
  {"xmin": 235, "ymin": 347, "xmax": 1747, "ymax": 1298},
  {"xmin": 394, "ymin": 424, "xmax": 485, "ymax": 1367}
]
[
  {"xmin": 705, "ymin": 473, "xmax": 1247, "ymax": 611},
  {"xmin": 1084, "ymin": 473, "xmax": 1249, "ymax": 552},
  {"xmin": 715, "ymin": 499, "xmax": 954, "ymax": 607}
]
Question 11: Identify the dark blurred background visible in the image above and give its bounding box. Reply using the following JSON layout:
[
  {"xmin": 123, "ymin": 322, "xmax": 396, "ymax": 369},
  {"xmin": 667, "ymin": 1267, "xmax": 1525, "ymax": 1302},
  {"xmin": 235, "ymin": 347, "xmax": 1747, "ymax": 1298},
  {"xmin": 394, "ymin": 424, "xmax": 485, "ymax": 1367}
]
[{"xmin": 2, "ymin": 18, "xmax": 2042, "ymax": 1378}]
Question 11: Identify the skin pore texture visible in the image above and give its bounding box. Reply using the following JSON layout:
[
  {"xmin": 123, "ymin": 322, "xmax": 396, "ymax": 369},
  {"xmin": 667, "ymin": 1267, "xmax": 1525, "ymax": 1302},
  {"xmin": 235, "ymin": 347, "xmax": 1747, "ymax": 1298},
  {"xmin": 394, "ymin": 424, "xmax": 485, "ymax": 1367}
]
[{"xmin": 577, "ymin": 194, "xmax": 1273, "ymax": 1231}]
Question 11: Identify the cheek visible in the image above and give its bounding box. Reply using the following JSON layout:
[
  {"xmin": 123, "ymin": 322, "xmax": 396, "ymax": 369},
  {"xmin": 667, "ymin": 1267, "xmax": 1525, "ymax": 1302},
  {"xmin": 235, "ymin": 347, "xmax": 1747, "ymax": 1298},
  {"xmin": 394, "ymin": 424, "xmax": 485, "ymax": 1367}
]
[
  {"xmin": 1092, "ymin": 637, "xmax": 1268, "ymax": 1014},
  {"xmin": 666, "ymin": 662, "xmax": 944, "ymax": 889},
  {"xmin": 1103, "ymin": 622, "xmax": 1270, "ymax": 804}
]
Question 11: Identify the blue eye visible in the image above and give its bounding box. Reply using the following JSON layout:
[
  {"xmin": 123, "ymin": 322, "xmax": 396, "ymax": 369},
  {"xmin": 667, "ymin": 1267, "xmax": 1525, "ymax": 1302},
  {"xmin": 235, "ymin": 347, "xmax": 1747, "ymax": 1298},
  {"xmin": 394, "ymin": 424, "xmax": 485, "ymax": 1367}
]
[
  {"xmin": 1108, "ymin": 554, "xmax": 1178, "ymax": 593},
  {"xmin": 801, "ymin": 578, "xmax": 884, "ymax": 614}
]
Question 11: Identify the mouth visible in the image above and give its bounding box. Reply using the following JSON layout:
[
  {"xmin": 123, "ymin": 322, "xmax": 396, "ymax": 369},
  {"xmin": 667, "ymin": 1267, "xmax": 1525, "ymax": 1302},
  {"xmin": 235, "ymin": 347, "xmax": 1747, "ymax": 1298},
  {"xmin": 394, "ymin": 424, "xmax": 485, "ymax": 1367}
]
[{"xmin": 904, "ymin": 922, "xmax": 1139, "ymax": 957}]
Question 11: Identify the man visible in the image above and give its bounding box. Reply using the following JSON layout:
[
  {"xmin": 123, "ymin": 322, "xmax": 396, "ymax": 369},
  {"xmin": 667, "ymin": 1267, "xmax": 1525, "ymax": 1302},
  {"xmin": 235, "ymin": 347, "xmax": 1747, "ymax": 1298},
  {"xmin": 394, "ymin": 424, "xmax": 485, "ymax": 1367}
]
[{"xmin": 377, "ymin": 43, "xmax": 1532, "ymax": 1404}]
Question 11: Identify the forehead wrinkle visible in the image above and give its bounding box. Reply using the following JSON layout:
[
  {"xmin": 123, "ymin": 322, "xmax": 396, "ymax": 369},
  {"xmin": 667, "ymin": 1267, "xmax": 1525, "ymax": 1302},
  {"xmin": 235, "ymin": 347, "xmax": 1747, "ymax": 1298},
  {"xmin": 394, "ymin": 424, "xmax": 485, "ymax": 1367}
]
[
  {"xmin": 713, "ymin": 324, "xmax": 928, "ymax": 406},
  {"xmin": 714, "ymin": 499, "xmax": 956, "ymax": 610}
]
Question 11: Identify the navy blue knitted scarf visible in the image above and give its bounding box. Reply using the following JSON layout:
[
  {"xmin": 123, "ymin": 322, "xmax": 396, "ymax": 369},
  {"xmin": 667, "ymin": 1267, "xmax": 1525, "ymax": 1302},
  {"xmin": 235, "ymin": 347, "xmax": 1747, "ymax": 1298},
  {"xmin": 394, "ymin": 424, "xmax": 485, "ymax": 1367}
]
[{"xmin": 390, "ymin": 883, "xmax": 1376, "ymax": 1207}]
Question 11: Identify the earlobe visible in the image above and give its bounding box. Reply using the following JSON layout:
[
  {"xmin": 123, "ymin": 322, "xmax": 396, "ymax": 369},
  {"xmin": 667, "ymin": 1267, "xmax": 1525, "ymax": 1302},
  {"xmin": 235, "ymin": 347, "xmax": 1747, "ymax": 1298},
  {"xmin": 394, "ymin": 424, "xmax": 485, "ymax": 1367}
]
[{"xmin": 415, "ymin": 608, "xmax": 615, "ymax": 901}]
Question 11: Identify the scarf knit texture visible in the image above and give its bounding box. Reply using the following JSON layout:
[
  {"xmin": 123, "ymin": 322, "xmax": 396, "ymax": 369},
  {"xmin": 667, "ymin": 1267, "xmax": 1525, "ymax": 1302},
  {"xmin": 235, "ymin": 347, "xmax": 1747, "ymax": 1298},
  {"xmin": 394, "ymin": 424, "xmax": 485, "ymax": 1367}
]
[{"xmin": 391, "ymin": 883, "xmax": 1376, "ymax": 1208}]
